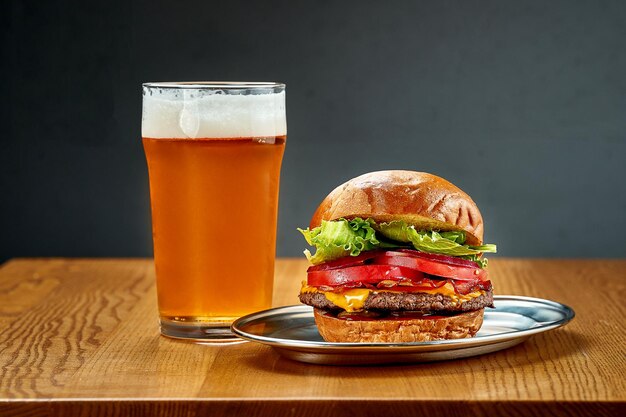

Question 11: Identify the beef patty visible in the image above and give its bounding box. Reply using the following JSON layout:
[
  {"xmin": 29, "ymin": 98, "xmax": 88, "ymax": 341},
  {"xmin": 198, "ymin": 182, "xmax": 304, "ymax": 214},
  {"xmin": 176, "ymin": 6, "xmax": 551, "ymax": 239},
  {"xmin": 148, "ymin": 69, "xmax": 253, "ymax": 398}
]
[{"xmin": 299, "ymin": 288, "xmax": 494, "ymax": 312}]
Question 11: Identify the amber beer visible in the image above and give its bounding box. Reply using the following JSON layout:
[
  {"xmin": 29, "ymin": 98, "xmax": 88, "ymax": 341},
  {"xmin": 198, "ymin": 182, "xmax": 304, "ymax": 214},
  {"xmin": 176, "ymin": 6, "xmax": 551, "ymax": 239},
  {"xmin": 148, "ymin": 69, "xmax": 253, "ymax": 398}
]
[{"xmin": 142, "ymin": 82, "xmax": 286, "ymax": 341}]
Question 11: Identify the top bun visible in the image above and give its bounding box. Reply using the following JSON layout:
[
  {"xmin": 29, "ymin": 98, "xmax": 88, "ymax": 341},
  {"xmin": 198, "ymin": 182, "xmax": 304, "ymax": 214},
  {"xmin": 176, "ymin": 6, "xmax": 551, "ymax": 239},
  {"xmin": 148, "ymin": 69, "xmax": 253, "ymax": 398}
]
[{"xmin": 310, "ymin": 170, "xmax": 484, "ymax": 245}]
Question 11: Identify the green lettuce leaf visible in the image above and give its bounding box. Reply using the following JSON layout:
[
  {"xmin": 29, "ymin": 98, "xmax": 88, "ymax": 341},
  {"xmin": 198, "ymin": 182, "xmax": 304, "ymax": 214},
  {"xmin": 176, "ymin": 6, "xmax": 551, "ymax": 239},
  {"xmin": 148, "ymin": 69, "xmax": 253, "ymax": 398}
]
[
  {"xmin": 298, "ymin": 218, "xmax": 388, "ymax": 264},
  {"xmin": 376, "ymin": 221, "xmax": 497, "ymax": 257},
  {"xmin": 298, "ymin": 219, "xmax": 496, "ymax": 266}
]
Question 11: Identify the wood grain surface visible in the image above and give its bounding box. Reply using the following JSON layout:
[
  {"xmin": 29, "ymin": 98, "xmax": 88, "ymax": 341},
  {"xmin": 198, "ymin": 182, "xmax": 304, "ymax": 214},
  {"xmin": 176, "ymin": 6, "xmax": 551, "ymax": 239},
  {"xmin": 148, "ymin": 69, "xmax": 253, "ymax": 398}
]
[{"xmin": 0, "ymin": 258, "xmax": 624, "ymax": 417}]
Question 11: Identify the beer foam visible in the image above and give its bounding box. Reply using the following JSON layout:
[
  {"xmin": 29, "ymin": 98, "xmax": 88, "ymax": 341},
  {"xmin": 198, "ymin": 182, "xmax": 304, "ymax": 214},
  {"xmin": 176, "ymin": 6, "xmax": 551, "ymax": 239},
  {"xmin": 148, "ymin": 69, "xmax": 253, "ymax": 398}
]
[{"xmin": 142, "ymin": 87, "xmax": 286, "ymax": 139}]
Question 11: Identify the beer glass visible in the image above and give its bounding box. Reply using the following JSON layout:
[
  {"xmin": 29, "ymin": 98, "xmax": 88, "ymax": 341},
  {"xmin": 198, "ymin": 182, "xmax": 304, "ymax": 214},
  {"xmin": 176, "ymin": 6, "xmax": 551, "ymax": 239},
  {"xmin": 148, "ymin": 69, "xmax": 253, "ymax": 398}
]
[{"xmin": 142, "ymin": 82, "xmax": 286, "ymax": 341}]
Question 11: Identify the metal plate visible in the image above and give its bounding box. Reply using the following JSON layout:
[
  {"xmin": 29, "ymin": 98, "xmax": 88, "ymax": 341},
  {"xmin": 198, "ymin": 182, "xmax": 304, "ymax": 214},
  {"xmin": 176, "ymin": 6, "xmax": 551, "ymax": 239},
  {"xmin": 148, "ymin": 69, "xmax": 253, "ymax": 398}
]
[{"xmin": 231, "ymin": 296, "xmax": 575, "ymax": 365}]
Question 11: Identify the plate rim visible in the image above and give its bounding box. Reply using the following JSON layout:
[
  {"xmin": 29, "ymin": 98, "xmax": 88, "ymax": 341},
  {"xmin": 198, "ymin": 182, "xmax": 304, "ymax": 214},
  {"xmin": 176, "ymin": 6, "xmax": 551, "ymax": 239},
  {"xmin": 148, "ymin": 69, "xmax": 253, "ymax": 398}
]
[{"xmin": 231, "ymin": 295, "xmax": 575, "ymax": 351}]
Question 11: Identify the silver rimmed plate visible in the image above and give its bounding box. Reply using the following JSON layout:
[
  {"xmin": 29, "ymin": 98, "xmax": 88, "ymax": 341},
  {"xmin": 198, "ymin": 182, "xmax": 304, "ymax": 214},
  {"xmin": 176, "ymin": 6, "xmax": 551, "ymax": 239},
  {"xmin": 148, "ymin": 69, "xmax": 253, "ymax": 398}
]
[{"xmin": 231, "ymin": 295, "xmax": 575, "ymax": 365}]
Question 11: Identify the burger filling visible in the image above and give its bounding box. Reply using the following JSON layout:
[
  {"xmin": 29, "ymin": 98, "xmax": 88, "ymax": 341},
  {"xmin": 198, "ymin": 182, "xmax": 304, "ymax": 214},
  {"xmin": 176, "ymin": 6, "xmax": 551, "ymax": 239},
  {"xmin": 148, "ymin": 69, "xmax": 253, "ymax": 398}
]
[
  {"xmin": 299, "ymin": 287, "xmax": 494, "ymax": 313},
  {"xmin": 298, "ymin": 217, "xmax": 496, "ymax": 267},
  {"xmin": 298, "ymin": 218, "xmax": 497, "ymax": 318}
]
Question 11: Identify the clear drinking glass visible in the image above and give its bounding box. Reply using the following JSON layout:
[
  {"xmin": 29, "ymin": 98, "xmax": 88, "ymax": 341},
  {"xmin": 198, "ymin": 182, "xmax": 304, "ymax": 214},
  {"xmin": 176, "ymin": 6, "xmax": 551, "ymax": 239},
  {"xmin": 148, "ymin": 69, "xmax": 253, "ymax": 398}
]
[{"xmin": 142, "ymin": 82, "xmax": 286, "ymax": 341}]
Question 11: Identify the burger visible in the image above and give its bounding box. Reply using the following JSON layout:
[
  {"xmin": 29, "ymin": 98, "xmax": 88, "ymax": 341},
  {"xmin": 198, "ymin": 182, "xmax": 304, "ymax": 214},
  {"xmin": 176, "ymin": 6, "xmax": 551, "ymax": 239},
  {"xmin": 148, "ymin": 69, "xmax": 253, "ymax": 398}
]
[{"xmin": 297, "ymin": 170, "xmax": 497, "ymax": 343}]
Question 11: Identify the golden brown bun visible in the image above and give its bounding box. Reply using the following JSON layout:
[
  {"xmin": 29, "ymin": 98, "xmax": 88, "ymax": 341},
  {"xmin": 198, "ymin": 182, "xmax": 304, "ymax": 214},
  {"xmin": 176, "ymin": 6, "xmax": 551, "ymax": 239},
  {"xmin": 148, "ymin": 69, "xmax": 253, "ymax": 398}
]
[
  {"xmin": 314, "ymin": 309, "xmax": 484, "ymax": 343},
  {"xmin": 310, "ymin": 170, "xmax": 484, "ymax": 245}
]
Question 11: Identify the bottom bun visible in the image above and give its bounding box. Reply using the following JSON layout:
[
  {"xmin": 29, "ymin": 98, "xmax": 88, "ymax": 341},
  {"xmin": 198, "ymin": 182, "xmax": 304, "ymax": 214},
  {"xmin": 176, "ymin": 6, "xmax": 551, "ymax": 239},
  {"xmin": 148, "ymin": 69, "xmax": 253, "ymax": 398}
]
[{"xmin": 313, "ymin": 309, "xmax": 484, "ymax": 343}]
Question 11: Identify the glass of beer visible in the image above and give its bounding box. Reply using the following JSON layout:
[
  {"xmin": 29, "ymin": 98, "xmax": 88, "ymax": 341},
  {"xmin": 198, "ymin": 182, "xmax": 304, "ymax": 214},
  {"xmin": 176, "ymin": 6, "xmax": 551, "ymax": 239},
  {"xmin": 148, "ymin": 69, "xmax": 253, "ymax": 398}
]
[{"xmin": 141, "ymin": 82, "xmax": 286, "ymax": 341}]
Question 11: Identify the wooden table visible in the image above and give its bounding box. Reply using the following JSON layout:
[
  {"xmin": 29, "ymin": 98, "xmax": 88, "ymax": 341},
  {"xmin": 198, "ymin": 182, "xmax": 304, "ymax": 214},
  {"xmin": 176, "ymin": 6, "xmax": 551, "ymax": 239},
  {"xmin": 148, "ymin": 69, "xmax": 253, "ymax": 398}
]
[{"xmin": 0, "ymin": 258, "xmax": 624, "ymax": 416}]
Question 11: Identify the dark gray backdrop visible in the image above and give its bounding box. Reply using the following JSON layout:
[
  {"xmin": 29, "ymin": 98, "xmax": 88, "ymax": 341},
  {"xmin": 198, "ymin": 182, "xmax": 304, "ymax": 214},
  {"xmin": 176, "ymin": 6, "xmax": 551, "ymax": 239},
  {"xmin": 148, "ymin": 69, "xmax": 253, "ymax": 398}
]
[{"xmin": 2, "ymin": 0, "xmax": 625, "ymax": 262}]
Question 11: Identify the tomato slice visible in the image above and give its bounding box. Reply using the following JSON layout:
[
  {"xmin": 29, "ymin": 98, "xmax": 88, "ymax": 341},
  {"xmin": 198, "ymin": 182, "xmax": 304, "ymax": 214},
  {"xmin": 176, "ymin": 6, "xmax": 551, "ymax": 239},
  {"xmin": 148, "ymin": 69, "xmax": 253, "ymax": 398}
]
[
  {"xmin": 373, "ymin": 251, "xmax": 488, "ymax": 281},
  {"xmin": 306, "ymin": 249, "xmax": 489, "ymax": 288},
  {"xmin": 307, "ymin": 264, "xmax": 424, "ymax": 287}
]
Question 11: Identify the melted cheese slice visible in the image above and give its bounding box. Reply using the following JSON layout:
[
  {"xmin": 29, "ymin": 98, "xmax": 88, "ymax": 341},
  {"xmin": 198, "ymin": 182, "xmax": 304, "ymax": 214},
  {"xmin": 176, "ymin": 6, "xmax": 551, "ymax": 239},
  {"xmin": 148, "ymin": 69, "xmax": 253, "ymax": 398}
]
[{"xmin": 301, "ymin": 282, "xmax": 484, "ymax": 312}]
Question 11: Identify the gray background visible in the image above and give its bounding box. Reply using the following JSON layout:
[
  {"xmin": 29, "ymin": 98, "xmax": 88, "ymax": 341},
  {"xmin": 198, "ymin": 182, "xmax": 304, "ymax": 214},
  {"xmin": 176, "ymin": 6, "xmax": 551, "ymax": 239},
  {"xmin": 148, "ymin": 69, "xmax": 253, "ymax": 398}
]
[{"xmin": 2, "ymin": 0, "xmax": 625, "ymax": 262}]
